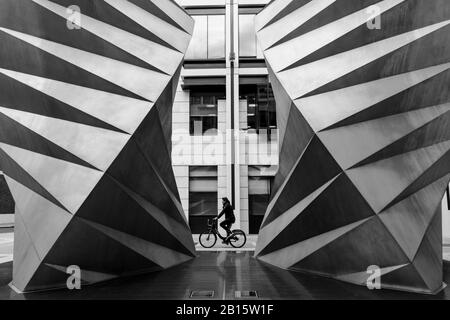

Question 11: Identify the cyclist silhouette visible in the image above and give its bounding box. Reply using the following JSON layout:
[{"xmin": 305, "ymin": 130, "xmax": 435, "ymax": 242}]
[{"xmin": 213, "ymin": 197, "xmax": 235, "ymax": 243}]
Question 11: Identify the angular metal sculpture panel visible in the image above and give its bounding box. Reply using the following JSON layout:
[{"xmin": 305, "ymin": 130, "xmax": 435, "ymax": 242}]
[
  {"xmin": 0, "ymin": 174, "xmax": 14, "ymax": 214},
  {"xmin": 255, "ymin": 0, "xmax": 450, "ymax": 294},
  {"xmin": 0, "ymin": 0, "xmax": 195, "ymax": 292}
]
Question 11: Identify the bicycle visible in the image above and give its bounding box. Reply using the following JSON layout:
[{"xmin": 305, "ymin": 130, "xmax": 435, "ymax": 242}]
[{"xmin": 199, "ymin": 218, "xmax": 247, "ymax": 248}]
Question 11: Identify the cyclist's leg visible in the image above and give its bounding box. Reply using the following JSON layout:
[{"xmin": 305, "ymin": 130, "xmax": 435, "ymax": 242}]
[
  {"xmin": 229, "ymin": 220, "xmax": 237, "ymax": 239},
  {"xmin": 220, "ymin": 220, "xmax": 232, "ymax": 236},
  {"xmin": 226, "ymin": 221, "xmax": 234, "ymax": 236}
]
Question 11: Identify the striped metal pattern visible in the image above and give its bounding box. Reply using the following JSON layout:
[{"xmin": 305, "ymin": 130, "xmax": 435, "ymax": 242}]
[
  {"xmin": 0, "ymin": 0, "xmax": 195, "ymax": 292},
  {"xmin": 255, "ymin": 0, "xmax": 450, "ymax": 294}
]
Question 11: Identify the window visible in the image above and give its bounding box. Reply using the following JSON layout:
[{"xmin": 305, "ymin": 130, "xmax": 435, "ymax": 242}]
[
  {"xmin": 239, "ymin": 14, "xmax": 256, "ymax": 57},
  {"xmin": 190, "ymin": 87, "xmax": 225, "ymax": 135},
  {"xmin": 248, "ymin": 168, "xmax": 272, "ymax": 234},
  {"xmin": 186, "ymin": 15, "xmax": 225, "ymax": 60},
  {"xmin": 239, "ymin": 14, "xmax": 263, "ymax": 58},
  {"xmin": 186, "ymin": 16, "xmax": 207, "ymax": 59},
  {"xmin": 240, "ymin": 81, "xmax": 277, "ymax": 135},
  {"xmin": 189, "ymin": 166, "xmax": 218, "ymax": 234},
  {"xmin": 208, "ymin": 15, "xmax": 226, "ymax": 59}
]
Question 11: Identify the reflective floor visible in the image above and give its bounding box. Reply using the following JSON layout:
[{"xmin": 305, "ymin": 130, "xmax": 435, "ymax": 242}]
[{"xmin": 1, "ymin": 251, "xmax": 450, "ymax": 299}]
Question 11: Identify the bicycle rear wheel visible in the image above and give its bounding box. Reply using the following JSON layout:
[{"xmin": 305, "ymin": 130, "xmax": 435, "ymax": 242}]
[
  {"xmin": 199, "ymin": 232, "xmax": 217, "ymax": 248},
  {"xmin": 229, "ymin": 230, "xmax": 246, "ymax": 248}
]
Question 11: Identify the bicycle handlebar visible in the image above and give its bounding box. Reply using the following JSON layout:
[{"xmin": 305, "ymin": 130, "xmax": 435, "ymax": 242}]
[{"xmin": 207, "ymin": 218, "xmax": 218, "ymax": 227}]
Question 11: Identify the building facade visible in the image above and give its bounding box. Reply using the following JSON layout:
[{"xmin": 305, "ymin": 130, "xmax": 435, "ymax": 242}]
[
  {"xmin": 171, "ymin": 0, "xmax": 278, "ymax": 235},
  {"xmin": 170, "ymin": 0, "xmax": 450, "ymax": 240}
]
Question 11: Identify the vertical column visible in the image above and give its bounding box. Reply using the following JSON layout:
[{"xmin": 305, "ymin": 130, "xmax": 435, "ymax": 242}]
[
  {"xmin": 225, "ymin": 0, "xmax": 234, "ymax": 218},
  {"xmin": 172, "ymin": 82, "xmax": 191, "ymax": 221},
  {"xmin": 240, "ymin": 165, "xmax": 249, "ymax": 233},
  {"xmin": 232, "ymin": 0, "xmax": 241, "ymax": 230},
  {"xmin": 238, "ymin": 96, "xmax": 249, "ymax": 233},
  {"xmin": 226, "ymin": 0, "xmax": 241, "ymax": 229}
]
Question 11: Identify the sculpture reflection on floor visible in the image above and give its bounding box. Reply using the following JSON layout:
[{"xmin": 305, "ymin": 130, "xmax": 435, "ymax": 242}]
[
  {"xmin": 255, "ymin": 0, "xmax": 450, "ymax": 294},
  {"xmin": 0, "ymin": 0, "xmax": 195, "ymax": 292}
]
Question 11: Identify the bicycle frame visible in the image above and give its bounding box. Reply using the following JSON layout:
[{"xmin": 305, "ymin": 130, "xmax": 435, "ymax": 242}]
[
  {"xmin": 200, "ymin": 219, "xmax": 246, "ymax": 249},
  {"xmin": 206, "ymin": 219, "xmax": 228, "ymax": 241}
]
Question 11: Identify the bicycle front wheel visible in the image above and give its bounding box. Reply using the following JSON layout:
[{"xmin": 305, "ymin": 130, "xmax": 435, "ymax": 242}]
[
  {"xmin": 229, "ymin": 230, "xmax": 246, "ymax": 248},
  {"xmin": 199, "ymin": 232, "xmax": 217, "ymax": 248}
]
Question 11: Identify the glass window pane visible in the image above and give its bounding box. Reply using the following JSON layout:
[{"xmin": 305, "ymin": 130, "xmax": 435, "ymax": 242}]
[
  {"xmin": 240, "ymin": 81, "xmax": 277, "ymax": 132},
  {"xmin": 239, "ymin": 14, "xmax": 257, "ymax": 57},
  {"xmin": 249, "ymin": 175, "xmax": 271, "ymax": 234},
  {"xmin": 189, "ymin": 166, "xmax": 218, "ymax": 233},
  {"xmin": 190, "ymin": 104, "xmax": 218, "ymax": 117},
  {"xmin": 249, "ymin": 194, "xmax": 270, "ymax": 215},
  {"xmin": 249, "ymin": 176, "xmax": 271, "ymax": 216},
  {"xmin": 190, "ymin": 166, "xmax": 218, "ymax": 177},
  {"xmin": 190, "ymin": 89, "xmax": 224, "ymax": 135},
  {"xmin": 189, "ymin": 192, "xmax": 217, "ymax": 216},
  {"xmin": 249, "ymin": 177, "xmax": 270, "ymax": 195},
  {"xmin": 186, "ymin": 15, "xmax": 207, "ymax": 59},
  {"xmin": 256, "ymin": 38, "xmax": 264, "ymax": 58},
  {"xmin": 207, "ymin": 15, "xmax": 225, "ymax": 59},
  {"xmin": 190, "ymin": 177, "xmax": 218, "ymax": 192}
]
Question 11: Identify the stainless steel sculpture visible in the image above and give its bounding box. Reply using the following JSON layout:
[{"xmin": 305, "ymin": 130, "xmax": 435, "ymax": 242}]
[
  {"xmin": 0, "ymin": 174, "xmax": 14, "ymax": 214},
  {"xmin": 255, "ymin": 0, "xmax": 450, "ymax": 294},
  {"xmin": 0, "ymin": 0, "xmax": 195, "ymax": 292}
]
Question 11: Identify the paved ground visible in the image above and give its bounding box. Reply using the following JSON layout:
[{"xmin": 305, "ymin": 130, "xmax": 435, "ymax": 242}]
[
  {"xmin": 2, "ymin": 251, "xmax": 450, "ymax": 299},
  {"xmin": 2, "ymin": 230, "xmax": 450, "ymax": 300}
]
